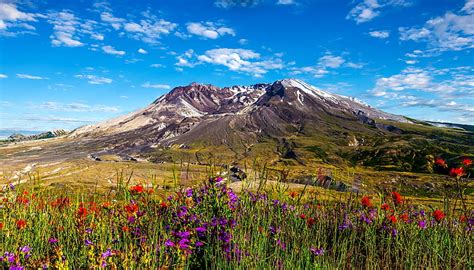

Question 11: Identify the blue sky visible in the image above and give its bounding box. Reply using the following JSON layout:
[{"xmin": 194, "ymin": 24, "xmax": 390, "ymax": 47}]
[{"xmin": 0, "ymin": 0, "xmax": 473, "ymax": 133}]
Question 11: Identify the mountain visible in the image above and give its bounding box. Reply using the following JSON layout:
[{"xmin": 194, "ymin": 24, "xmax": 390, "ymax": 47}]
[{"xmin": 65, "ymin": 79, "xmax": 474, "ymax": 173}]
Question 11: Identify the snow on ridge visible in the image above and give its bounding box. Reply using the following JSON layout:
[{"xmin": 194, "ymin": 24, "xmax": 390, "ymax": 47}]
[{"xmin": 280, "ymin": 79, "xmax": 338, "ymax": 102}]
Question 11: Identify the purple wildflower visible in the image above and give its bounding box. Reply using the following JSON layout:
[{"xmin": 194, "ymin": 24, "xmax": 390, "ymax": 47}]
[{"xmin": 310, "ymin": 247, "xmax": 325, "ymax": 256}]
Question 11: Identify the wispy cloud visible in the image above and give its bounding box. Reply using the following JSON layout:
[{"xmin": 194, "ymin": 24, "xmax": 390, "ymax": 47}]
[
  {"xmin": 369, "ymin": 30, "xmax": 390, "ymax": 39},
  {"xmin": 0, "ymin": 73, "xmax": 7, "ymax": 79},
  {"xmin": 102, "ymin": 45, "xmax": 125, "ymax": 56},
  {"xmin": 347, "ymin": 0, "xmax": 412, "ymax": 24},
  {"xmin": 186, "ymin": 22, "xmax": 235, "ymax": 39},
  {"xmin": 399, "ymin": 2, "xmax": 474, "ymax": 52},
  {"xmin": 197, "ymin": 48, "xmax": 284, "ymax": 77},
  {"xmin": 141, "ymin": 82, "xmax": 171, "ymax": 89},
  {"xmin": 0, "ymin": 2, "xmax": 39, "ymax": 35},
  {"xmin": 75, "ymin": 74, "xmax": 112, "ymax": 84},
  {"xmin": 137, "ymin": 48, "xmax": 148, "ymax": 54},
  {"xmin": 214, "ymin": 0, "xmax": 262, "ymax": 9},
  {"xmin": 291, "ymin": 53, "xmax": 363, "ymax": 78},
  {"xmin": 35, "ymin": 101, "xmax": 120, "ymax": 112},
  {"xmin": 122, "ymin": 11, "xmax": 177, "ymax": 44},
  {"xmin": 16, "ymin": 73, "xmax": 48, "ymax": 80}
]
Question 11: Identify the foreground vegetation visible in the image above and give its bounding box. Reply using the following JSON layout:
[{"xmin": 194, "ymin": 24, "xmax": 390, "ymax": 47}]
[{"xmin": 1, "ymin": 168, "xmax": 473, "ymax": 269}]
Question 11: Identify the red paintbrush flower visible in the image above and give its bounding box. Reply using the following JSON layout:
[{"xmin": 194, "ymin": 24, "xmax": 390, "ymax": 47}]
[
  {"xmin": 462, "ymin": 159, "xmax": 472, "ymax": 167},
  {"xmin": 391, "ymin": 192, "xmax": 403, "ymax": 205},
  {"xmin": 433, "ymin": 209, "xmax": 445, "ymax": 222},
  {"xmin": 159, "ymin": 201, "xmax": 168, "ymax": 208},
  {"xmin": 299, "ymin": 213, "xmax": 306, "ymax": 219},
  {"xmin": 449, "ymin": 167, "xmax": 465, "ymax": 177},
  {"xmin": 400, "ymin": 213, "xmax": 409, "ymax": 223},
  {"xmin": 0, "ymin": 222, "xmax": 3, "ymax": 230},
  {"xmin": 388, "ymin": 215, "xmax": 397, "ymax": 224},
  {"xmin": 289, "ymin": 191, "xmax": 298, "ymax": 199},
  {"xmin": 16, "ymin": 219, "xmax": 27, "ymax": 230},
  {"xmin": 361, "ymin": 196, "xmax": 372, "ymax": 208},
  {"xmin": 130, "ymin": 185, "xmax": 144, "ymax": 194},
  {"xmin": 381, "ymin": 203, "xmax": 390, "ymax": 211},
  {"xmin": 307, "ymin": 217, "xmax": 316, "ymax": 226},
  {"xmin": 125, "ymin": 203, "xmax": 139, "ymax": 214},
  {"xmin": 77, "ymin": 206, "xmax": 88, "ymax": 219},
  {"xmin": 435, "ymin": 158, "xmax": 447, "ymax": 168}
]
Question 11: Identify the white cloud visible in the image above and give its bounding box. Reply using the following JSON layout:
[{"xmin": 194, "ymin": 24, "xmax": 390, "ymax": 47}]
[
  {"xmin": 319, "ymin": 54, "xmax": 345, "ymax": 68},
  {"xmin": 16, "ymin": 74, "xmax": 48, "ymax": 80},
  {"xmin": 186, "ymin": 22, "xmax": 235, "ymax": 39},
  {"xmin": 75, "ymin": 74, "xmax": 113, "ymax": 84},
  {"xmin": 238, "ymin": 38, "xmax": 248, "ymax": 45},
  {"xmin": 369, "ymin": 30, "xmax": 390, "ymax": 38},
  {"xmin": 123, "ymin": 12, "xmax": 177, "ymax": 44},
  {"xmin": 197, "ymin": 48, "xmax": 284, "ymax": 77},
  {"xmin": 47, "ymin": 11, "xmax": 104, "ymax": 47},
  {"xmin": 100, "ymin": 12, "xmax": 124, "ymax": 30},
  {"xmin": 0, "ymin": 3, "xmax": 37, "ymax": 33},
  {"xmin": 399, "ymin": 2, "xmax": 474, "ymax": 52},
  {"xmin": 0, "ymin": 74, "xmax": 7, "ymax": 79},
  {"xmin": 214, "ymin": 0, "xmax": 262, "ymax": 9},
  {"xmin": 102, "ymin": 45, "xmax": 125, "ymax": 56},
  {"xmin": 141, "ymin": 82, "xmax": 171, "ymax": 89},
  {"xmin": 138, "ymin": 48, "xmax": 148, "ymax": 54},
  {"xmin": 347, "ymin": 0, "xmax": 412, "ymax": 24},
  {"xmin": 150, "ymin": 63, "xmax": 164, "ymax": 68},
  {"xmin": 277, "ymin": 0, "xmax": 297, "ymax": 5},
  {"xmin": 291, "ymin": 53, "xmax": 361, "ymax": 78},
  {"xmin": 175, "ymin": 49, "xmax": 198, "ymax": 67}
]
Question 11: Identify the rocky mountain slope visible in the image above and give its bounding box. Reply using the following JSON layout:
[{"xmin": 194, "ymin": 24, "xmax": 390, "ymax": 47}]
[{"xmin": 64, "ymin": 79, "xmax": 474, "ymax": 173}]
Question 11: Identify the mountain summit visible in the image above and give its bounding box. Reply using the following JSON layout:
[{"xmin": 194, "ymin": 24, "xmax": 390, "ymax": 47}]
[{"xmin": 67, "ymin": 79, "xmax": 472, "ymax": 172}]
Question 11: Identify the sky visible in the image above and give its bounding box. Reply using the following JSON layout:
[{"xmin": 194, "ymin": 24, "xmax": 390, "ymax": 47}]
[{"xmin": 0, "ymin": 0, "xmax": 473, "ymax": 133}]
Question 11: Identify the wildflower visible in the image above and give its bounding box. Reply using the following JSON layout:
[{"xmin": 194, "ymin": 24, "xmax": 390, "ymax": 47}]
[
  {"xmin": 130, "ymin": 185, "xmax": 144, "ymax": 194},
  {"xmin": 435, "ymin": 158, "xmax": 447, "ymax": 168},
  {"xmin": 391, "ymin": 228, "xmax": 398, "ymax": 237},
  {"xmin": 391, "ymin": 192, "xmax": 403, "ymax": 205},
  {"xmin": 418, "ymin": 220, "xmax": 427, "ymax": 229},
  {"xmin": 84, "ymin": 239, "xmax": 93, "ymax": 246},
  {"xmin": 0, "ymin": 222, "xmax": 3, "ymax": 230},
  {"xmin": 19, "ymin": 246, "xmax": 31, "ymax": 253},
  {"xmin": 310, "ymin": 247, "xmax": 324, "ymax": 256},
  {"xmin": 48, "ymin": 238, "xmax": 58, "ymax": 244},
  {"xmin": 361, "ymin": 196, "xmax": 372, "ymax": 208},
  {"xmin": 400, "ymin": 213, "xmax": 409, "ymax": 223},
  {"xmin": 195, "ymin": 241, "xmax": 204, "ymax": 247},
  {"xmin": 16, "ymin": 219, "xmax": 27, "ymax": 230},
  {"xmin": 289, "ymin": 191, "xmax": 298, "ymax": 199},
  {"xmin": 307, "ymin": 217, "xmax": 316, "ymax": 226},
  {"xmin": 122, "ymin": 226, "xmax": 130, "ymax": 232},
  {"xmin": 299, "ymin": 213, "xmax": 306, "ymax": 219},
  {"xmin": 381, "ymin": 203, "xmax": 390, "ymax": 211},
  {"xmin": 460, "ymin": 215, "xmax": 467, "ymax": 223},
  {"xmin": 159, "ymin": 201, "xmax": 168, "ymax": 208},
  {"xmin": 462, "ymin": 158, "xmax": 472, "ymax": 166},
  {"xmin": 101, "ymin": 201, "xmax": 112, "ymax": 208},
  {"xmin": 164, "ymin": 239, "xmax": 175, "ymax": 247},
  {"xmin": 101, "ymin": 249, "xmax": 112, "ymax": 259},
  {"xmin": 433, "ymin": 209, "xmax": 445, "ymax": 222},
  {"xmin": 388, "ymin": 215, "xmax": 397, "ymax": 224},
  {"xmin": 125, "ymin": 202, "xmax": 139, "ymax": 214},
  {"xmin": 185, "ymin": 188, "xmax": 193, "ymax": 197},
  {"xmin": 450, "ymin": 167, "xmax": 465, "ymax": 177},
  {"xmin": 76, "ymin": 206, "xmax": 87, "ymax": 219}
]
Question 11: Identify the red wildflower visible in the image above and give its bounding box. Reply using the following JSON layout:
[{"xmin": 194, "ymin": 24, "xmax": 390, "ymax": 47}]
[
  {"xmin": 462, "ymin": 159, "xmax": 472, "ymax": 167},
  {"xmin": 361, "ymin": 196, "xmax": 372, "ymax": 208},
  {"xmin": 388, "ymin": 215, "xmax": 397, "ymax": 224},
  {"xmin": 435, "ymin": 158, "xmax": 447, "ymax": 168},
  {"xmin": 299, "ymin": 213, "xmax": 306, "ymax": 219},
  {"xmin": 16, "ymin": 219, "xmax": 27, "ymax": 230},
  {"xmin": 77, "ymin": 207, "xmax": 88, "ymax": 219},
  {"xmin": 459, "ymin": 215, "xmax": 467, "ymax": 223},
  {"xmin": 289, "ymin": 191, "xmax": 298, "ymax": 199},
  {"xmin": 449, "ymin": 167, "xmax": 465, "ymax": 177},
  {"xmin": 16, "ymin": 196, "xmax": 29, "ymax": 205},
  {"xmin": 159, "ymin": 201, "xmax": 168, "ymax": 208},
  {"xmin": 125, "ymin": 203, "xmax": 139, "ymax": 214},
  {"xmin": 307, "ymin": 217, "xmax": 316, "ymax": 226},
  {"xmin": 122, "ymin": 226, "xmax": 130, "ymax": 232},
  {"xmin": 381, "ymin": 203, "xmax": 390, "ymax": 211},
  {"xmin": 0, "ymin": 222, "xmax": 3, "ymax": 230},
  {"xmin": 130, "ymin": 185, "xmax": 144, "ymax": 194},
  {"xmin": 400, "ymin": 213, "xmax": 409, "ymax": 223},
  {"xmin": 433, "ymin": 209, "xmax": 445, "ymax": 222},
  {"xmin": 147, "ymin": 188, "xmax": 154, "ymax": 194},
  {"xmin": 51, "ymin": 197, "xmax": 71, "ymax": 209},
  {"xmin": 391, "ymin": 192, "xmax": 403, "ymax": 205}
]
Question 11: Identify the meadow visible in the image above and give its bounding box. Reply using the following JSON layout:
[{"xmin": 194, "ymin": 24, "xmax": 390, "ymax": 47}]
[{"xmin": 0, "ymin": 158, "xmax": 473, "ymax": 269}]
